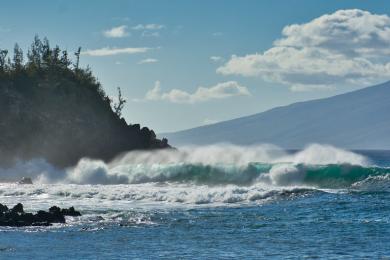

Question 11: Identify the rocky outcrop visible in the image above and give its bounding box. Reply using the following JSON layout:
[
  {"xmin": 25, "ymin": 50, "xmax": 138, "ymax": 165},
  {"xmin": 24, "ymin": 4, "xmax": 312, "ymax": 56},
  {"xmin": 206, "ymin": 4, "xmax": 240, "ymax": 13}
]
[
  {"xmin": 0, "ymin": 203, "xmax": 81, "ymax": 226},
  {"xmin": 0, "ymin": 37, "xmax": 171, "ymax": 168}
]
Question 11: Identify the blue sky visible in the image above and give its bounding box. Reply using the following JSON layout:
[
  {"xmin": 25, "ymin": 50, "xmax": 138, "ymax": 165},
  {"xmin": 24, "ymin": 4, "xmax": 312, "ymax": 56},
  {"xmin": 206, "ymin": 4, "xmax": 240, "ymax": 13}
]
[{"xmin": 1, "ymin": 0, "xmax": 390, "ymax": 132}]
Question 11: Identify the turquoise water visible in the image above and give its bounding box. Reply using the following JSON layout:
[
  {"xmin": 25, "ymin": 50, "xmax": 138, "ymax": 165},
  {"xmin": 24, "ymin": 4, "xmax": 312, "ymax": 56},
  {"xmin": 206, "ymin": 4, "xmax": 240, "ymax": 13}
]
[{"xmin": 0, "ymin": 146, "xmax": 389, "ymax": 259}]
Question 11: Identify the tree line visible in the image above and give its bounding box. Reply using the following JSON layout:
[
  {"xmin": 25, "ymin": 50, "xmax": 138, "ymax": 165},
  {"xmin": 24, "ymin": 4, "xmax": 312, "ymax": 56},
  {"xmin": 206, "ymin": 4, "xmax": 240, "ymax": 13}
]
[
  {"xmin": 0, "ymin": 36, "xmax": 81, "ymax": 73},
  {"xmin": 0, "ymin": 35, "xmax": 126, "ymax": 118}
]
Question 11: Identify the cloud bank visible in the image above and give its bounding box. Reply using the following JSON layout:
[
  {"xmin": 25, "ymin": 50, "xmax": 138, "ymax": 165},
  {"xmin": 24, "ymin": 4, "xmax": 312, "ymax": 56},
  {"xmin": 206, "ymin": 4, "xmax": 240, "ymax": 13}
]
[
  {"xmin": 217, "ymin": 9, "xmax": 390, "ymax": 91},
  {"xmin": 143, "ymin": 81, "xmax": 251, "ymax": 104}
]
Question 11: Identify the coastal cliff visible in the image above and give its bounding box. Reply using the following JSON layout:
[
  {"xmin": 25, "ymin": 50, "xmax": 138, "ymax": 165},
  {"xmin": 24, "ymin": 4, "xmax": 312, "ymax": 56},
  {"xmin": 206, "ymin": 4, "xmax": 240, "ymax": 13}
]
[{"xmin": 0, "ymin": 37, "xmax": 170, "ymax": 167}]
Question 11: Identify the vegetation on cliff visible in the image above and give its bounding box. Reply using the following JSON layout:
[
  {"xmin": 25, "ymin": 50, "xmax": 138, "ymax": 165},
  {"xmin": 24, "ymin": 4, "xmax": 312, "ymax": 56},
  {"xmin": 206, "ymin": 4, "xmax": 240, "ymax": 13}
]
[{"xmin": 0, "ymin": 36, "xmax": 169, "ymax": 167}]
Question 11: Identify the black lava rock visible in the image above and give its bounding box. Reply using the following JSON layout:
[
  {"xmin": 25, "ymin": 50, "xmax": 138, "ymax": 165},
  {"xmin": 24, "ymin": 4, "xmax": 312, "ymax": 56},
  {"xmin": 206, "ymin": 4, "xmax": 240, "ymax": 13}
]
[
  {"xmin": 11, "ymin": 203, "xmax": 24, "ymax": 214},
  {"xmin": 61, "ymin": 206, "xmax": 81, "ymax": 216},
  {"xmin": 0, "ymin": 203, "xmax": 81, "ymax": 227},
  {"xmin": 0, "ymin": 204, "xmax": 8, "ymax": 213}
]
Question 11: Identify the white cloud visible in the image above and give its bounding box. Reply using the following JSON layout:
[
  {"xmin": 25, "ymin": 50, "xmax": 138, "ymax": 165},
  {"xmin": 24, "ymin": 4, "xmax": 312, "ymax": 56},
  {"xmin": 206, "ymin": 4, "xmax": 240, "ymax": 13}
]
[
  {"xmin": 212, "ymin": 32, "xmax": 223, "ymax": 37},
  {"xmin": 103, "ymin": 25, "xmax": 129, "ymax": 38},
  {"xmin": 81, "ymin": 47, "xmax": 151, "ymax": 56},
  {"xmin": 141, "ymin": 31, "xmax": 160, "ymax": 37},
  {"xmin": 138, "ymin": 58, "xmax": 158, "ymax": 64},
  {"xmin": 217, "ymin": 9, "xmax": 390, "ymax": 91},
  {"xmin": 144, "ymin": 81, "xmax": 251, "ymax": 104},
  {"xmin": 210, "ymin": 56, "xmax": 223, "ymax": 62},
  {"xmin": 131, "ymin": 24, "xmax": 165, "ymax": 37},
  {"xmin": 132, "ymin": 24, "xmax": 165, "ymax": 30}
]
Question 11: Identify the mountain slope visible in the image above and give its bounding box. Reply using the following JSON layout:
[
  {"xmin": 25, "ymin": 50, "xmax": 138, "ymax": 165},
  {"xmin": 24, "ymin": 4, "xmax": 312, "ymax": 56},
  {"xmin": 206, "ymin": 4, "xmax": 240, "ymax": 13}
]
[{"xmin": 162, "ymin": 81, "xmax": 390, "ymax": 149}]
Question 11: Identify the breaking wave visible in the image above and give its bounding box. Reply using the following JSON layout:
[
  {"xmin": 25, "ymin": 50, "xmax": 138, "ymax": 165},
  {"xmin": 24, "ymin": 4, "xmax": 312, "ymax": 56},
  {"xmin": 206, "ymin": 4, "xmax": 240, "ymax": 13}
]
[
  {"xmin": 64, "ymin": 162, "xmax": 389, "ymax": 189},
  {"xmin": 0, "ymin": 143, "xmax": 388, "ymax": 190},
  {"xmin": 0, "ymin": 144, "xmax": 389, "ymax": 206}
]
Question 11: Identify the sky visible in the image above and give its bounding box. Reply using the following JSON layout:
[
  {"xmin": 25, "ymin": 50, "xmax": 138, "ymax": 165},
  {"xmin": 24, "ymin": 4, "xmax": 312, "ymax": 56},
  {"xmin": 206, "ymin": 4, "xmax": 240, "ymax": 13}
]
[{"xmin": 1, "ymin": 0, "xmax": 390, "ymax": 133}]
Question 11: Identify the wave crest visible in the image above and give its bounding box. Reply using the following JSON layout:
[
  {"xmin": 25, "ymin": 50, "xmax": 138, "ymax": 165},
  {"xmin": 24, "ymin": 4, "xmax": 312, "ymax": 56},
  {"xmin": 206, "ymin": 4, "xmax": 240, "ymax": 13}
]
[{"xmin": 1, "ymin": 144, "xmax": 385, "ymax": 190}]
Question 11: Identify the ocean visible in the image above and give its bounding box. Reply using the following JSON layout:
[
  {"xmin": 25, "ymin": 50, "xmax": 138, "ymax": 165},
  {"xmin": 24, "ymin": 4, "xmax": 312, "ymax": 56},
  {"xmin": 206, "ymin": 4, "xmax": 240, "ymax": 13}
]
[{"xmin": 0, "ymin": 144, "xmax": 389, "ymax": 259}]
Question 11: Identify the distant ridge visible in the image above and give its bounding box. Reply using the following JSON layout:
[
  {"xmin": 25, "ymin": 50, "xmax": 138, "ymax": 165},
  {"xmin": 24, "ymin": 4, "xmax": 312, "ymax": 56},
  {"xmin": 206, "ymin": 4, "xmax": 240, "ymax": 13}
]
[{"xmin": 162, "ymin": 81, "xmax": 390, "ymax": 149}]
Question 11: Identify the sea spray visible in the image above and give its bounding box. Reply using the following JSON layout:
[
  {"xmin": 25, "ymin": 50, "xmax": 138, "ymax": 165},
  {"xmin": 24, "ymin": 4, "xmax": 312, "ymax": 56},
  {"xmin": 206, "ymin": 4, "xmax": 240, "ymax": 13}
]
[
  {"xmin": 0, "ymin": 144, "xmax": 379, "ymax": 189},
  {"xmin": 109, "ymin": 143, "xmax": 368, "ymax": 166},
  {"xmin": 0, "ymin": 143, "xmax": 388, "ymax": 208}
]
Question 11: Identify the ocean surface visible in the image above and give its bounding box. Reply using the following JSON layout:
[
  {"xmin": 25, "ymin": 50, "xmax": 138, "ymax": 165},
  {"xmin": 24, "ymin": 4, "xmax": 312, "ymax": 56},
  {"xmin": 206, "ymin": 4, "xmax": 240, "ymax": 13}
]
[{"xmin": 0, "ymin": 144, "xmax": 389, "ymax": 259}]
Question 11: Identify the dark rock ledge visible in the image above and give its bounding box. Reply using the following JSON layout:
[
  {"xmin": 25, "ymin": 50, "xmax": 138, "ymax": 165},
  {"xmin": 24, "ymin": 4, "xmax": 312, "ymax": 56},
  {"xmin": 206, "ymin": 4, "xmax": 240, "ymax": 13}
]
[{"xmin": 0, "ymin": 203, "xmax": 81, "ymax": 227}]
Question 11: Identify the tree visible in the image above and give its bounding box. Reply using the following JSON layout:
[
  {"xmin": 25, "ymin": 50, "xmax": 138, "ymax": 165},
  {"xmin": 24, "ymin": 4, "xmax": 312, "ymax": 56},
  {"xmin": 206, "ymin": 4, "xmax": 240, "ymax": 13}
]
[
  {"xmin": 0, "ymin": 49, "xmax": 8, "ymax": 71},
  {"xmin": 12, "ymin": 43, "xmax": 23, "ymax": 70},
  {"xmin": 27, "ymin": 35, "xmax": 43, "ymax": 68},
  {"xmin": 60, "ymin": 50, "xmax": 71, "ymax": 68},
  {"xmin": 113, "ymin": 87, "xmax": 127, "ymax": 118},
  {"xmin": 52, "ymin": 45, "xmax": 61, "ymax": 66},
  {"xmin": 74, "ymin": 47, "xmax": 81, "ymax": 70},
  {"xmin": 41, "ymin": 37, "xmax": 51, "ymax": 67}
]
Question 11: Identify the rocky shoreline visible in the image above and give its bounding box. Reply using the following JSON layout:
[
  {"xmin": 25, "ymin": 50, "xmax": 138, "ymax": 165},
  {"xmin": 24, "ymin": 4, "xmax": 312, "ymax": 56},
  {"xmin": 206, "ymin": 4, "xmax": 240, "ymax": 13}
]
[{"xmin": 0, "ymin": 203, "xmax": 81, "ymax": 227}]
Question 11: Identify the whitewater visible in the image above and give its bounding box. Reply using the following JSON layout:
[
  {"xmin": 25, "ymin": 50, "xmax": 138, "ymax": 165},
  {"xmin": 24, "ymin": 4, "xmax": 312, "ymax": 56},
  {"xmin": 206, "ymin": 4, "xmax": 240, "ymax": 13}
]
[{"xmin": 1, "ymin": 144, "xmax": 390, "ymax": 259}]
